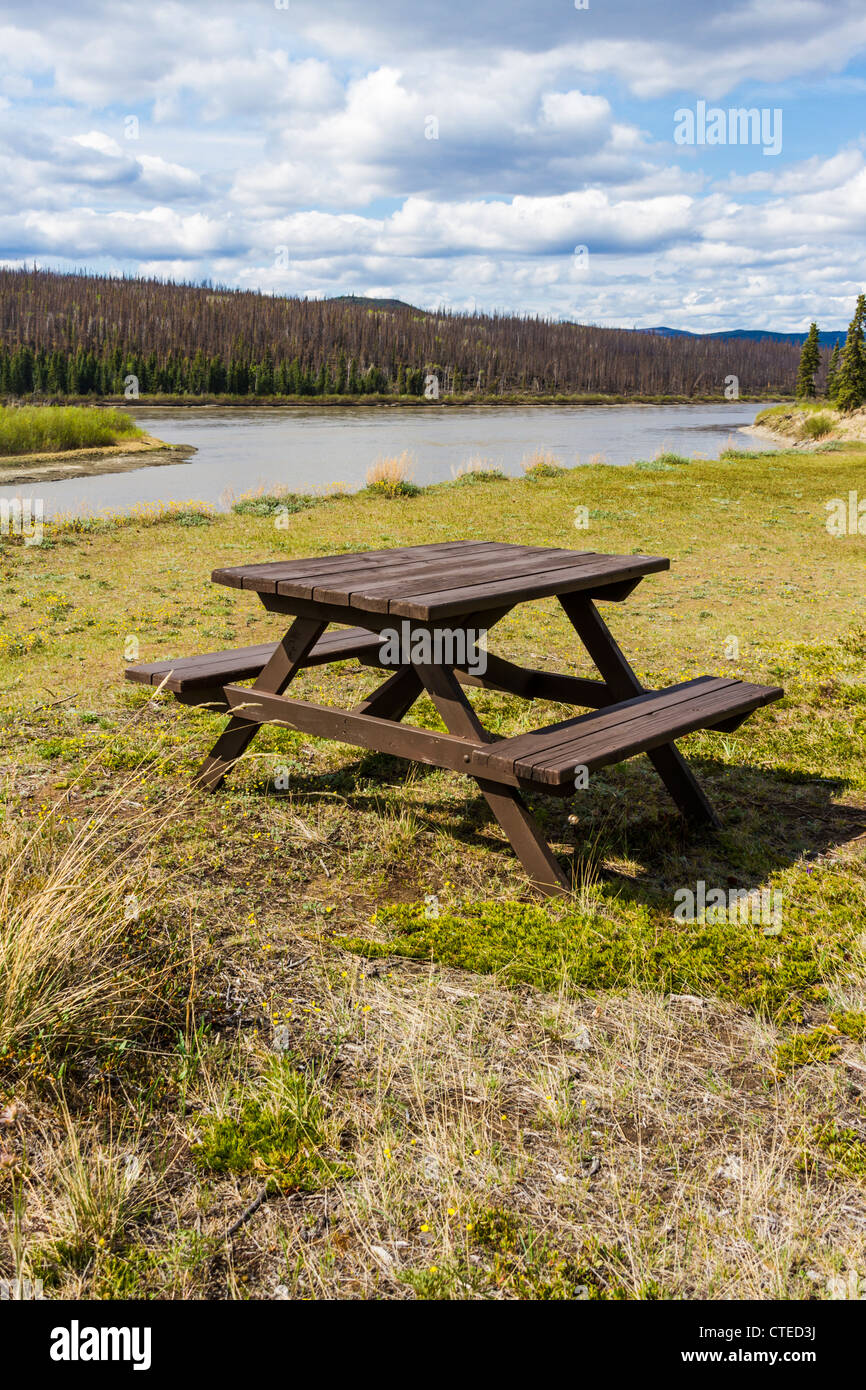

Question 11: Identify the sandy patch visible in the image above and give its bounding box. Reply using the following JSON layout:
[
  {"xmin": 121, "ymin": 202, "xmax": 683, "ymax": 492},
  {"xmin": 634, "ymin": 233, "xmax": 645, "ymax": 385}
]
[{"xmin": 0, "ymin": 434, "xmax": 196, "ymax": 485}]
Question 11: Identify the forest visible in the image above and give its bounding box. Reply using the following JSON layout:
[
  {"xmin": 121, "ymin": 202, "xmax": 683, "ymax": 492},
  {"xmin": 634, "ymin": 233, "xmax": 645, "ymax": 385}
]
[{"xmin": 0, "ymin": 266, "xmax": 822, "ymax": 400}]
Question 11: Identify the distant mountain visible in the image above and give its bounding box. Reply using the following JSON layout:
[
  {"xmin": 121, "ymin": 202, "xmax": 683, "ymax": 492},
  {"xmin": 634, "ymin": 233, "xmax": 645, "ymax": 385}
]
[{"xmin": 643, "ymin": 326, "xmax": 845, "ymax": 347}]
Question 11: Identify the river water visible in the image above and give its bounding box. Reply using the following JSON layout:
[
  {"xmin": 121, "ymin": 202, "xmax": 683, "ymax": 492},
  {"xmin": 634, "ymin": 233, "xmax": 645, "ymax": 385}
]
[{"xmin": 4, "ymin": 401, "xmax": 781, "ymax": 517}]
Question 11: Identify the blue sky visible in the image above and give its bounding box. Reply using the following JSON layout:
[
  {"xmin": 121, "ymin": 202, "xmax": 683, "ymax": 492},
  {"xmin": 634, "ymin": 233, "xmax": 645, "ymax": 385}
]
[{"xmin": 1, "ymin": 0, "xmax": 865, "ymax": 330}]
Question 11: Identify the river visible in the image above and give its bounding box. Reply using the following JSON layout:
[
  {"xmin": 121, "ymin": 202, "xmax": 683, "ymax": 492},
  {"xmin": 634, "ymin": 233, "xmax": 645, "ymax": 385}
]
[{"xmin": 4, "ymin": 401, "xmax": 781, "ymax": 517}]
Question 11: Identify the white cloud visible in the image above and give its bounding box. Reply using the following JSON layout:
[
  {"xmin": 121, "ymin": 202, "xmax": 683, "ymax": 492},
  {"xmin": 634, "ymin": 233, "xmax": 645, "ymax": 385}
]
[{"xmin": 0, "ymin": 0, "xmax": 862, "ymax": 328}]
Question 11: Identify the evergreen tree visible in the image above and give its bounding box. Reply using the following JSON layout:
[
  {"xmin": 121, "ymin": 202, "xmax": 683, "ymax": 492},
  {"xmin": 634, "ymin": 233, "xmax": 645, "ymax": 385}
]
[
  {"xmin": 285, "ymin": 357, "xmax": 301, "ymax": 395},
  {"xmin": 795, "ymin": 322, "xmax": 820, "ymax": 398},
  {"xmin": 834, "ymin": 294, "xmax": 866, "ymax": 412},
  {"xmin": 207, "ymin": 354, "xmax": 227, "ymax": 394},
  {"xmin": 255, "ymin": 349, "xmax": 274, "ymax": 395},
  {"xmin": 826, "ymin": 341, "xmax": 841, "ymax": 399}
]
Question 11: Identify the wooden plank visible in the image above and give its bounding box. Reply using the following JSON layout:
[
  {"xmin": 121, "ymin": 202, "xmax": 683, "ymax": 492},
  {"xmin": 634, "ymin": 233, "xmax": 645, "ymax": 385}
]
[
  {"xmin": 126, "ymin": 627, "xmax": 385, "ymax": 692},
  {"xmin": 526, "ymin": 682, "xmax": 781, "ymax": 774},
  {"xmin": 389, "ymin": 554, "xmax": 670, "ymax": 620},
  {"xmin": 471, "ymin": 678, "xmax": 732, "ymax": 773},
  {"xmin": 455, "ymin": 652, "xmax": 613, "ymax": 707},
  {"xmin": 126, "ymin": 642, "xmax": 279, "ymax": 690},
  {"xmin": 220, "ymin": 684, "xmax": 483, "ymax": 773},
  {"xmin": 476, "ymin": 680, "xmax": 781, "ymax": 787},
  {"xmin": 474, "ymin": 778, "xmax": 572, "ymax": 896},
  {"xmin": 213, "ymin": 540, "xmax": 504, "ymax": 592},
  {"xmin": 306, "ymin": 547, "xmax": 590, "ymax": 611},
  {"xmin": 272, "ymin": 541, "xmax": 508, "ymax": 603},
  {"xmin": 352, "ymin": 668, "xmax": 423, "ymax": 720},
  {"xmin": 213, "ymin": 543, "xmax": 482, "ymax": 590}
]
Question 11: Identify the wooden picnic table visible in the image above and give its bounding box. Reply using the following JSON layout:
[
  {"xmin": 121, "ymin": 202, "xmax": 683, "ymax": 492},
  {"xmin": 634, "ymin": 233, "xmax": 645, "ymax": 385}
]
[{"xmin": 125, "ymin": 541, "xmax": 783, "ymax": 896}]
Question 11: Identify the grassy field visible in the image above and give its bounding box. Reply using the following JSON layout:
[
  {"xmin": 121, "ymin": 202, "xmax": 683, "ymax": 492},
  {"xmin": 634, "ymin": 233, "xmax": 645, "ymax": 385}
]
[
  {"xmin": 0, "ymin": 404, "xmax": 144, "ymax": 457},
  {"xmin": 1, "ymin": 442, "xmax": 865, "ymax": 1300}
]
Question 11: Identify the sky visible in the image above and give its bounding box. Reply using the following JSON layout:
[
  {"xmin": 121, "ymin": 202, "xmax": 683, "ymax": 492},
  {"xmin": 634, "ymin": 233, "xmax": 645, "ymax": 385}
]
[{"xmin": 1, "ymin": 0, "xmax": 865, "ymax": 331}]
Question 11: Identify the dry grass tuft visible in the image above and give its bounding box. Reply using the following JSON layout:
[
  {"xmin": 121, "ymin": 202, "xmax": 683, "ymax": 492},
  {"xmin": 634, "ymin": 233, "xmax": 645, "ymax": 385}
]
[{"xmin": 365, "ymin": 451, "xmax": 416, "ymax": 494}]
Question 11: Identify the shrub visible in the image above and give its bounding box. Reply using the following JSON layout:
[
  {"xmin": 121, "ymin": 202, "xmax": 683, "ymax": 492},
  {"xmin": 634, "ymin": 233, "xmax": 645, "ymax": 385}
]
[
  {"xmin": 521, "ymin": 450, "xmax": 564, "ymax": 477},
  {"xmin": 51, "ymin": 500, "xmax": 214, "ymax": 535},
  {"xmin": 452, "ymin": 456, "xmax": 506, "ymax": 483},
  {"xmin": 231, "ymin": 489, "xmax": 319, "ymax": 517},
  {"xmin": 801, "ymin": 411, "xmax": 834, "ymax": 439}
]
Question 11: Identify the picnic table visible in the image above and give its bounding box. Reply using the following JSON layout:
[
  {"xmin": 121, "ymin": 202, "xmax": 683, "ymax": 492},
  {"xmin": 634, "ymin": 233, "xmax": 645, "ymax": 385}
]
[{"xmin": 125, "ymin": 541, "xmax": 783, "ymax": 896}]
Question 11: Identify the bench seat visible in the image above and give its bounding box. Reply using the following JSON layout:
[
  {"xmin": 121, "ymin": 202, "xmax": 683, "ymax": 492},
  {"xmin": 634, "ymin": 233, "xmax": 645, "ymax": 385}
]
[
  {"xmin": 125, "ymin": 626, "xmax": 383, "ymax": 693},
  {"xmin": 469, "ymin": 676, "xmax": 783, "ymax": 791}
]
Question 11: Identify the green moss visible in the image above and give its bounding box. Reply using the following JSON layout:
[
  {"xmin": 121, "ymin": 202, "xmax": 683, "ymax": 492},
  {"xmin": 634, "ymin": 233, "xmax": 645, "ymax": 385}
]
[
  {"xmin": 829, "ymin": 1009, "xmax": 866, "ymax": 1040},
  {"xmin": 774, "ymin": 1025, "xmax": 842, "ymax": 1074},
  {"xmin": 806, "ymin": 1121, "xmax": 866, "ymax": 1181},
  {"xmin": 343, "ymin": 892, "xmax": 853, "ymax": 1022},
  {"xmin": 190, "ymin": 1059, "xmax": 346, "ymax": 1190},
  {"xmin": 404, "ymin": 1207, "xmax": 656, "ymax": 1300}
]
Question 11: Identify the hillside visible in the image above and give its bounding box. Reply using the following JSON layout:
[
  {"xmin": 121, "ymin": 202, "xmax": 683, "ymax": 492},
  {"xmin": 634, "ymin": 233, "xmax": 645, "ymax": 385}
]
[{"xmin": 0, "ymin": 267, "xmax": 818, "ymax": 400}]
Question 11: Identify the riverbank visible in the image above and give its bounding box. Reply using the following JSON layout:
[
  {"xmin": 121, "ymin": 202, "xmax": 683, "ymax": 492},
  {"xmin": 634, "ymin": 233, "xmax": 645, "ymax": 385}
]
[
  {"xmin": 3, "ymin": 390, "xmax": 796, "ymax": 411},
  {"xmin": 0, "ymin": 434, "xmax": 195, "ymax": 485},
  {"xmin": 1, "ymin": 443, "xmax": 865, "ymax": 1300},
  {"xmin": 754, "ymin": 402, "xmax": 866, "ymax": 446}
]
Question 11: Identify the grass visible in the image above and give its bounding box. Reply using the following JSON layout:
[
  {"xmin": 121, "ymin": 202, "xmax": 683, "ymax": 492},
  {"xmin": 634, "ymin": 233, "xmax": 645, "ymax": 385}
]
[
  {"xmin": 0, "ymin": 404, "xmax": 144, "ymax": 456},
  {"xmin": 230, "ymin": 489, "xmax": 322, "ymax": 519},
  {"xmin": 1, "ymin": 439, "xmax": 865, "ymax": 1299},
  {"xmin": 0, "ymin": 771, "xmax": 189, "ymax": 1066}
]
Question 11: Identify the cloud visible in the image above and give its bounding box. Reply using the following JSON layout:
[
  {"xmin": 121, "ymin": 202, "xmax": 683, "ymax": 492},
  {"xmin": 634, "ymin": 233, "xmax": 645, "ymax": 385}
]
[{"xmin": 0, "ymin": 0, "xmax": 863, "ymax": 328}]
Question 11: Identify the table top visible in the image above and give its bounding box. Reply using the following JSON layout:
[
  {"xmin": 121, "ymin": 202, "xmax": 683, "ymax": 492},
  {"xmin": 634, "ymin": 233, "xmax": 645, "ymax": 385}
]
[{"xmin": 212, "ymin": 541, "xmax": 668, "ymax": 621}]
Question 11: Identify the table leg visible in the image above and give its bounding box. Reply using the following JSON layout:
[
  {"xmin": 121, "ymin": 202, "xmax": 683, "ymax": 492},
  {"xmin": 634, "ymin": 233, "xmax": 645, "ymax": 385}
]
[
  {"xmin": 415, "ymin": 660, "xmax": 571, "ymax": 896},
  {"xmin": 353, "ymin": 667, "xmax": 423, "ymax": 720},
  {"xmin": 559, "ymin": 593, "xmax": 720, "ymax": 828},
  {"xmin": 195, "ymin": 616, "xmax": 326, "ymax": 791}
]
